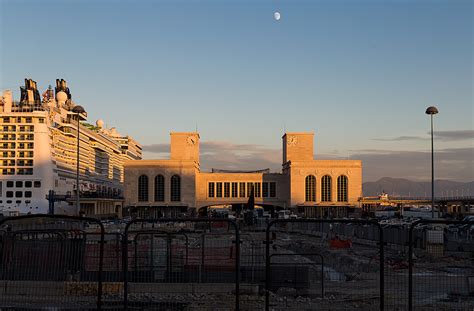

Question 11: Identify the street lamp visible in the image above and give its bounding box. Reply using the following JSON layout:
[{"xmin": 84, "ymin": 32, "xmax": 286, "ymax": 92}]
[
  {"xmin": 72, "ymin": 105, "xmax": 86, "ymax": 215},
  {"xmin": 425, "ymin": 106, "xmax": 438, "ymax": 218}
]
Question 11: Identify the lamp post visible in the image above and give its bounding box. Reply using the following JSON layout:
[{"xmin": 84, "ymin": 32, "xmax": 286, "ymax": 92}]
[
  {"xmin": 72, "ymin": 105, "xmax": 86, "ymax": 215},
  {"xmin": 425, "ymin": 106, "xmax": 438, "ymax": 218}
]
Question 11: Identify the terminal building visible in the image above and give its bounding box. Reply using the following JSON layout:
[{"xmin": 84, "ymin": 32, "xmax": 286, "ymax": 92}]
[
  {"xmin": 0, "ymin": 79, "xmax": 142, "ymax": 217},
  {"xmin": 124, "ymin": 132, "xmax": 362, "ymax": 217}
]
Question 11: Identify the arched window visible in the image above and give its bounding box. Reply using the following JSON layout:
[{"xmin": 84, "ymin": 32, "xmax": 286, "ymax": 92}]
[
  {"xmin": 138, "ymin": 175, "xmax": 148, "ymax": 202},
  {"xmin": 321, "ymin": 175, "xmax": 332, "ymax": 202},
  {"xmin": 170, "ymin": 175, "xmax": 181, "ymax": 202},
  {"xmin": 154, "ymin": 174, "xmax": 165, "ymax": 202},
  {"xmin": 337, "ymin": 175, "xmax": 348, "ymax": 202},
  {"xmin": 305, "ymin": 175, "xmax": 316, "ymax": 202}
]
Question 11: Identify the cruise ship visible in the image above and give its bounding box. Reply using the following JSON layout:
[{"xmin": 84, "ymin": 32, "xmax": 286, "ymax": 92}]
[{"xmin": 0, "ymin": 79, "xmax": 142, "ymax": 217}]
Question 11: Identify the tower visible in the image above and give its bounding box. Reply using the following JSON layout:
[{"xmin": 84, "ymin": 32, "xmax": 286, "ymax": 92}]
[
  {"xmin": 170, "ymin": 132, "xmax": 200, "ymax": 163},
  {"xmin": 282, "ymin": 132, "xmax": 314, "ymax": 164}
]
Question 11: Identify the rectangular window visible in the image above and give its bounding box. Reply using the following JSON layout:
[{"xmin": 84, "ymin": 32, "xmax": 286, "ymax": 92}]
[
  {"xmin": 262, "ymin": 182, "xmax": 269, "ymax": 198},
  {"xmin": 15, "ymin": 191, "xmax": 22, "ymax": 198},
  {"xmin": 16, "ymin": 181, "xmax": 23, "ymax": 188},
  {"xmin": 34, "ymin": 181, "xmax": 41, "ymax": 188},
  {"xmin": 239, "ymin": 182, "xmax": 245, "ymax": 198},
  {"xmin": 231, "ymin": 182, "xmax": 238, "ymax": 198},
  {"xmin": 270, "ymin": 182, "xmax": 276, "ymax": 197},
  {"xmin": 208, "ymin": 182, "xmax": 215, "ymax": 198},
  {"xmin": 25, "ymin": 181, "xmax": 32, "ymax": 188},
  {"xmin": 247, "ymin": 182, "xmax": 254, "ymax": 197},
  {"xmin": 216, "ymin": 182, "xmax": 222, "ymax": 198},
  {"xmin": 18, "ymin": 168, "xmax": 33, "ymax": 175},
  {"xmin": 0, "ymin": 181, "xmax": 2, "ymax": 197},
  {"xmin": 254, "ymin": 182, "xmax": 261, "ymax": 197},
  {"xmin": 224, "ymin": 182, "xmax": 230, "ymax": 198},
  {"xmin": 25, "ymin": 191, "xmax": 32, "ymax": 198},
  {"xmin": 6, "ymin": 181, "xmax": 13, "ymax": 187}
]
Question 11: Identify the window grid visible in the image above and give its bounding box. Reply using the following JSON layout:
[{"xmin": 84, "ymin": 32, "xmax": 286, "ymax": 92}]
[
  {"xmin": 170, "ymin": 175, "xmax": 181, "ymax": 202},
  {"xmin": 337, "ymin": 175, "xmax": 348, "ymax": 202},
  {"xmin": 321, "ymin": 175, "xmax": 332, "ymax": 202},
  {"xmin": 270, "ymin": 182, "xmax": 276, "ymax": 197},
  {"xmin": 239, "ymin": 182, "xmax": 246, "ymax": 198},
  {"xmin": 231, "ymin": 182, "xmax": 238, "ymax": 198},
  {"xmin": 216, "ymin": 182, "xmax": 223, "ymax": 198},
  {"xmin": 262, "ymin": 182, "xmax": 269, "ymax": 197},
  {"xmin": 247, "ymin": 182, "xmax": 254, "ymax": 197},
  {"xmin": 138, "ymin": 175, "xmax": 148, "ymax": 202},
  {"xmin": 254, "ymin": 182, "xmax": 261, "ymax": 197},
  {"xmin": 208, "ymin": 182, "xmax": 215, "ymax": 198},
  {"xmin": 224, "ymin": 182, "xmax": 230, "ymax": 198},
  {"xmin": 154, "ymin": 175, "xmax": 165, "ymax": 202},
  {"xmin": 305, "ymin": 175, "xmax": 316, "ymax": 202}
]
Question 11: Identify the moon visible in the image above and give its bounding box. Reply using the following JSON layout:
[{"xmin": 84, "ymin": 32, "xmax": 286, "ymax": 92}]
[{"xmin": 274, "ymin": 11, "xmax": 281, "ymax": 21}]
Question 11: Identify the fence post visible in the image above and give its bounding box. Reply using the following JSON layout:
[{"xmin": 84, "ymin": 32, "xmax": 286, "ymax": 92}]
[
  {"xmin": 379, "ymin": 222, "xmax": 384, "ymax": 311},
  {"xmin": 408, "ymin": 221, "xmax": 416, "ymax": 311},
  {"xmin": 122, "ymin": 229, "xmax": 129, "ymax": 310},
  {"xmin": 265, "ymin": 221, "xmax": 272, "ymax": 311}
]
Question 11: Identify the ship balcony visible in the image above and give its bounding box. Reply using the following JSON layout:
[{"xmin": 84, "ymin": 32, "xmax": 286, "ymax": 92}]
[
  {"xmin": 0, "ymin": 164, "xmax": 16, "ymax": 167},
  {"xmin": 1, "ymin": 126, "xmax": 16, "ymax": 131},
  {"xmin": 61, "ymin": 127, "xmax": 77, "ymax": 137},
  {"xmin": 94, "ymin": 158, "xmax": 110, "ymax": 165},
  {"xmin": 94, "ymin": 163, "xmax": 108, "ymax": 169},
  {"xmin": 17, "ymin": 161, "xmax": 34, "ymax": 167},
  {"xmin": 16, "ymin": 135, "xmax": 34, "ymax": 141},
  {"xmin": 1, "ymin": 169, "xmax": 15, "ymax": 175},
  {"xmin": 0, "ymin": 136, "xmax": 16, "ymax": 141},
  {"xmin": 91, "ymin": 142, "xmax": 107, "ymax": 152}
]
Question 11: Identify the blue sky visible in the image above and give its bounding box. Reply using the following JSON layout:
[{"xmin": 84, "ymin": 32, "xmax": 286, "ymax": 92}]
[{"xmin": 1, "ymin": 0, "xmax": 472, "ymax": 181}]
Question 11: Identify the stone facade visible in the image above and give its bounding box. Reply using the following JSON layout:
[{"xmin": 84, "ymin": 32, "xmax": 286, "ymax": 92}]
[{"xmin": 124, "ymin": 132, "xmax": 362, "ymax": 216}]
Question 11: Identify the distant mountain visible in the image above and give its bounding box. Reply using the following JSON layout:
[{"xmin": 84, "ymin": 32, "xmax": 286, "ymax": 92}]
[{"xmin": 362, "ymin": 177, "xmax": 474, "ymax": 197}]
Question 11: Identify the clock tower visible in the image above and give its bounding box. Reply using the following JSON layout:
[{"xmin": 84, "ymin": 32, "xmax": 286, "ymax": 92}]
[
  {"xmin": 282, "ymin": 132, "xmax": 314, "ymax": 164},
  {"xmin": 170, "ymin": 132, "xmax": 200, "ymax": 163}
]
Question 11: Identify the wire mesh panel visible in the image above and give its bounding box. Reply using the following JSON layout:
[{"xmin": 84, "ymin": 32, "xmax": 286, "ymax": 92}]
[
  {"xmin": 265, "ymin": 219, "xmax": 383, "ymax": 311},
  {"xmin": 409, "ymin": 219, "xmax": 474, "ymax": 311},
  {"xmin": 239, "ymin": 232, "xmax": 266, "ymax": 310},
  {"xmin": 381, "ymin": 222, "xmax": 412, "ymax": 310},
  {"xmin": 0, "ymin": 215, "xmax": 104, "ymax": 310},
  {"xmin": 123, "ymin": 218, "xmax": 240, "ymax": 310}
]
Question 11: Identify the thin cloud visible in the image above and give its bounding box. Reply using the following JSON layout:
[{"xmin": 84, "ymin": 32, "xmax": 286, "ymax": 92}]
[
  {"xmin": 372, "ymin": 136, "xmax": 428, "ymax": 142},
  {"xmin": 142, "ymin": 143, "xmax": 474, "ymax": 182},
  {"xmin": 142, "ymin": 141, "xmax": 282, "ymax": 172},
  {"xmin": 351, "ymin": 147, "xmax": 474, "ymax": 182},
  {"xmin": 142, "ymin": 143, "xmax": 169, "ymax": 153},
  {"xmin": 372, "ymin": 130, "xmax": 474, "ymax": 142},
  {"xmin": 434, "ymin": 130, "xmax": 474, "ymax": 141}
]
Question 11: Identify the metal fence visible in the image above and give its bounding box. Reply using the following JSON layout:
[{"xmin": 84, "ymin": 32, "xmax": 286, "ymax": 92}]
[
  {"xmin": 0, "ymin": 215, "xmax": 104, "ymax": 309},
  {"xmin": 0, "ymin": 215, "xmax": 472, "ymax": 310},
  {"xmin": 122, "ymin": 218, "xmax": 240, "ymax": 310},
  {"xmin": 265, "ymin": 219, "xmax": 384, "ymax": 311},
  {"xmin": 408, "ymin": 219, "xmax": 474, "ymax": 311}
]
